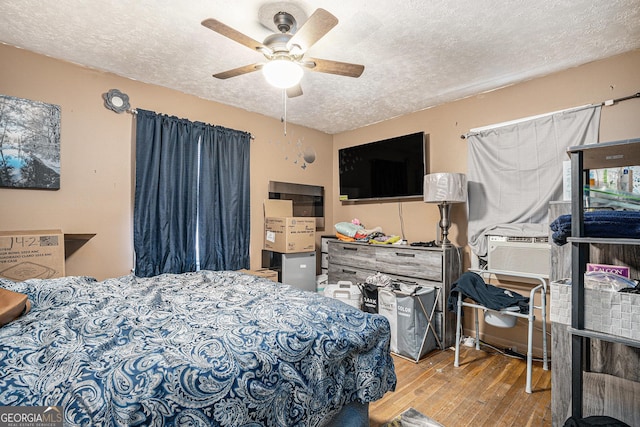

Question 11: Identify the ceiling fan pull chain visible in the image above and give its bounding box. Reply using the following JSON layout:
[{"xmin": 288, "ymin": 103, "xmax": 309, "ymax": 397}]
[{"xmin": 282, "ymin": 88, "xmax": 287, "ymax": 136}]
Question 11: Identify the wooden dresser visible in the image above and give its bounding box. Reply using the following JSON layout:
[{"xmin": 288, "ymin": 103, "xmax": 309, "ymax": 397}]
[{"xmin": 327, "ymin": 241, "xmax": 462, "ymax": 348}]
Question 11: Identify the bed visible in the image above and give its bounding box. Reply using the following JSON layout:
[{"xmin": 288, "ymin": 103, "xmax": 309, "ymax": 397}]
[{"xmin": 0, "ymin": 270, "xmax": 396, "ymax": 426}]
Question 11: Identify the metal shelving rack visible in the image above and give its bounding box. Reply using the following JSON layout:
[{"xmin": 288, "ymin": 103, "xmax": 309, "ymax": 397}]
[{"xmin": 567, "ymin": 138, "xmax": 640, "ymax": 419}]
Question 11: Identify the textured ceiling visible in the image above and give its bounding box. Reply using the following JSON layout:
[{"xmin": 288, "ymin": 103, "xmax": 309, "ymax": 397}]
[{"xmin": 1, "ymin": 0, "xmax": 639, "ymax": 134}]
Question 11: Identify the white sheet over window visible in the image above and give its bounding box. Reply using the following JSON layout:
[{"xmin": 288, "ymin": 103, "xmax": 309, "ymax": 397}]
[{"xmin": 467, "ymin": 105, "xmax": 601, "ymax": 258}]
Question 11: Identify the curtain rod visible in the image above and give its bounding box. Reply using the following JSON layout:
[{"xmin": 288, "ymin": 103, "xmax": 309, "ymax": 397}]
[
  {"xmin": 125, "ymin": 107, "xmax": 255, "ymax": 140},
  {"xmin": 460, "ymin": 90, "xmax": 640, "ymax": 139},
  {"xmin": 603, "ymin": 91, "xmax": 640, "ymax": 106}
]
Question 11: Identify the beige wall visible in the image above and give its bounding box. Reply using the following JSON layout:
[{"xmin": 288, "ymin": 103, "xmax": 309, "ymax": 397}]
[{"xmin": 0, "ymin": 43, "xmax": 333, "ymax": 280}]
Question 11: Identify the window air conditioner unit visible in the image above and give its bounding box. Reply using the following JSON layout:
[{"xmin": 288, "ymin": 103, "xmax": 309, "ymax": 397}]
[{"xmin": 487, "ymin": 235, "xmax": 550, "ymax": 278}]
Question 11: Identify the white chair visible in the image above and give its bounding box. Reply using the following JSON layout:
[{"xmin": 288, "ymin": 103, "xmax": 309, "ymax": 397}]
[{"xmin": 453, "ymin": 268, "xmax": 549, "ymax": 393}]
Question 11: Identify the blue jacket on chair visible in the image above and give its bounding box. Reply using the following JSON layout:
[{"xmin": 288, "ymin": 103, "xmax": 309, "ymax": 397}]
[{"xmin": 447, "ymin": 271, "xmax": 530, "ymax": 314}]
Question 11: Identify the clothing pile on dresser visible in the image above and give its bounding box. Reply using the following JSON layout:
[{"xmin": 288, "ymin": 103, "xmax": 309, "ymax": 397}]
[{"xmin": 334, "ymin": 221, "xmax": 401, "ymax": 244}]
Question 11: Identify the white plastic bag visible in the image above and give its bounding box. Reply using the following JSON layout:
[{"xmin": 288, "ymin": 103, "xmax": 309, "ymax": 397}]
[{"xmin": 584, "ymin": 271, "xmax": 637, "ymax": 291}]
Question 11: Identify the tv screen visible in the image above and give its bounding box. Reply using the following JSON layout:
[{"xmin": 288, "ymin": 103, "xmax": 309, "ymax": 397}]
[
  {"xmin": 339, "ymin": 132, "xmax": 427, "ymax": 201},
  {"xmin": 268, "ymin": 181, "xmax": 325, "ymax": 229}
]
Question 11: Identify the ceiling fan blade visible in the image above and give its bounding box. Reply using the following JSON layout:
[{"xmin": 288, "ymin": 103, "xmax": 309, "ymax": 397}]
[
  {"xmin": 213, "ymin": 63, "xmax": 262, "ymax": 80},
  {"xmin": 286, "ymin": 84, "xmax": 303, "ymax": 98},
  {"xmin": 305, "ymin": 58, "xmax": 364, "ymax": 78},
  {"xmin": 287, "ymin": 8, "xmax": 338, "ymax": 53},
  {"xmin": 202, "ymin": 18, "xmax": 268, "ymax": 53}
]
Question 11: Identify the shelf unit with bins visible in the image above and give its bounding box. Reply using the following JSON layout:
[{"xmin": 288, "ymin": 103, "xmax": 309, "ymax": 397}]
[{"xmin": 567, "ymin": 139, "xmax": 640, "ymax": 420}]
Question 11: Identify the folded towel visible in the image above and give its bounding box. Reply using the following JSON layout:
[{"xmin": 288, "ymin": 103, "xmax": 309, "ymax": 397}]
[
  {"xmin": 335, "ymin": 231, "xmax": 356, "ymax": 242},
  {"xmin": 369, "ymin": 235, "xmax": 401, "ymax": 245},
  {"xmin": 550, "ymin": 210, "xmax": 640, "ymax": 245},
  {"xmin": 335, "ymin": 221, "xmax": 364, "ymax": 237}
]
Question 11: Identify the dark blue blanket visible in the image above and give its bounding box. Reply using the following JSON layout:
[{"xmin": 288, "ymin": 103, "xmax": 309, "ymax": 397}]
[{"xmin": 549, "ymin": 210, "xmax": 640, "ymax": 245}]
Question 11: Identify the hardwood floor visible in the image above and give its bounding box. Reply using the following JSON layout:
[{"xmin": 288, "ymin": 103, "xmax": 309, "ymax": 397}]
[{"xmin": 369, "ymin": 346, "xmax": 552, "ymax": 427}]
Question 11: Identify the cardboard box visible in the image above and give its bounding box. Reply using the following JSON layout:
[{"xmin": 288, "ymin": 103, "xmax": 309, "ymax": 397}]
[
  {"xmin": 239, "ymin": 268, "xmax": 279, "ymax": 282},
  {"xmin": 0, "ymin": 230, "xmax": 65, "ymax": 281},
  {"xmin": 264, "ymin": 200, "xmax": 315, "ymax": 253}
]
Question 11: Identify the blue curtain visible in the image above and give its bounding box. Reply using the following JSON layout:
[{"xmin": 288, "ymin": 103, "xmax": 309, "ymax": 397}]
[
  {"xmin": 197, "ymin": 124, "xmax": 251, "ymax": 271},
  {"xmin": 134, "ymin": 109, "xmax": 250, "ymax": 277}
]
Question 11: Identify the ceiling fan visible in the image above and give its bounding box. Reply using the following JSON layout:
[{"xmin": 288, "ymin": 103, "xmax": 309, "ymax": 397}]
[{"xmin": 201, "ymin": 8, "xmax": 364, "ymax": 98}]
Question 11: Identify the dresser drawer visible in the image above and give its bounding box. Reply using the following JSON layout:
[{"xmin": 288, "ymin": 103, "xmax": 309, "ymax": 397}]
[
  {"xmin": 321, "ymin": 236, "xmax": 338, "ymax": 253},
  {"xmin": 328, "ymin": 242, "xmax": 377, "ymax": 270},
  {"xmin": 375, "ymin": 247, "xmax": 443, "ymax": 281},
  {"xmin": 321, "ymin": 252, "xmax": 329, "ymax": 269},
  {"xmin": 327, "ymin": 264, "xmax": 375, "ymax": 285}
]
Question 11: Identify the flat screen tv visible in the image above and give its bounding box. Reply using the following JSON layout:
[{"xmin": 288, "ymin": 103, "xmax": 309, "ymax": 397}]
[{"xmin": 339, "ymin": 132, "xmax": 427, "ymax": 201}]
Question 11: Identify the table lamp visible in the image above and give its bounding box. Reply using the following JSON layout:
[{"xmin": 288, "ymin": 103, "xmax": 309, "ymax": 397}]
[{"xmin": 423, "ymin": 173, "xmax": 467, "ymax": 246}]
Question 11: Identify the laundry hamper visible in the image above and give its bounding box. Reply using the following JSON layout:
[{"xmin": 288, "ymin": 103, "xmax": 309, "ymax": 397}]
[{"xmin": 378, "ymin": 283, "xmax": 437, "ymax": 362}]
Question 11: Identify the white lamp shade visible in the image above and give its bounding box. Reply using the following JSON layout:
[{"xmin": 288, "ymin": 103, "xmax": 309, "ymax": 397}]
[
  {"xmin": 262, "ymin": 59, "xmax": 303, "ymax": 89},
  {"xmin": 424, "ymin": 173, "xmax": 467, "ymax": 203}
]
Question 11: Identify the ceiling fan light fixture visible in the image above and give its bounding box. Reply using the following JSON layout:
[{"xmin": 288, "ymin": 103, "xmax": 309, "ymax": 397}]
[{"xmin": 262, "ymin": 58, "xmax": 303, "ymax": 89}]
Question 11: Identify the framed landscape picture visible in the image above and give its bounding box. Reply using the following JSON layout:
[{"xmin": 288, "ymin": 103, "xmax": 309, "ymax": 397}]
[{"xmin": 0, "ymin": 95, "xmax": 61, "ymax": 189}]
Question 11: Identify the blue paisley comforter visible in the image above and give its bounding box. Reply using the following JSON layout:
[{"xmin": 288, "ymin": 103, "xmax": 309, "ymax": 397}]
[{"xmin": 0, "ymin": 271, "xmax": 396, "ymax": 426}]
